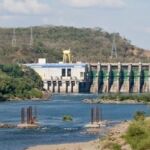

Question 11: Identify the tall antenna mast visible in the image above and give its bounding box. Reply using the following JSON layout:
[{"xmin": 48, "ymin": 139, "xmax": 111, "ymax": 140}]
[
  {"xmin": 12, "ymin": 28, "xmax": 16, "ymax": 47},
  {"xmin": 30, "ymin": 26, "xmax": 33, "ymax": 47},
  {"xmin": 111, "ymin": 33, "xmax": 117, "ymax": 59}
]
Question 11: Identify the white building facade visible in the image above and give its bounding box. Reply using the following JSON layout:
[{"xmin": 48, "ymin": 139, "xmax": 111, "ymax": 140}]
[{"xmin": 26, "ymin": 59, "xmax": 89, "ymax": 93}]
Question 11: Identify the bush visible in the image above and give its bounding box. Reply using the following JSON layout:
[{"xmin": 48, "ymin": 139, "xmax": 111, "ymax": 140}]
[
  {"xmin": 100, "ymin": 93, "xmax": 150, "ymax": 103},
  {"xmin": 124, "ymin": 120, "xmax": 150, "ymax": 150},
  {"xmin": 29, "ymin": 88, "xmax": 43, "ymax": 98},
  {"xmin": 134, "ymin": 111, "xmax": 145, "ymax": 121},
  {"xmin": 63, "ymin": 115, "xmax": 73, "ymax": 122},
  {"xmin": 112, "ymin": 143, "xmax": 121, "ymax": 150},
  {"xmin": 0, "ymin": 64, "xmax": 43, "ymax": 100}
]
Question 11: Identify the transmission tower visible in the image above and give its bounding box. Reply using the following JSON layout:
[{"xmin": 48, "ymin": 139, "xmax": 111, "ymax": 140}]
[
  {"xmin": 12, "ymin": 28, "xmax": 16, "ymax": 47},
  {"xmin": 111, "ymin": 33, "xmax": 117, "ymax": 59},
  {"xmin": 30, "ymin": 27, "xmax": 33, "ymax": 47}
]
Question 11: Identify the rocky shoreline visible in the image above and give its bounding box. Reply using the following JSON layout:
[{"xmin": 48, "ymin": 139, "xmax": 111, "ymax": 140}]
[
  {"xmin": 82, "ymin": 98, "xmax": 148, "ymax": 104},
  {"xmin": 4, "ymin": 91, "xmax": 52, "ymax": 101},
  {"xmin": 26, "ymin": 121, "xmax": 131, "ymax": 150}
]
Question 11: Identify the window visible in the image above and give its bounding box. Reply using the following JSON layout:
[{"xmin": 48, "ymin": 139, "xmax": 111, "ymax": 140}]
[
  {"xmin": 67, "ymin": 69, "xmax": 71, "ymax": 77},
  {"xmin": 62, "ymin": 69, "xmax": 66, "ymax": 77}
]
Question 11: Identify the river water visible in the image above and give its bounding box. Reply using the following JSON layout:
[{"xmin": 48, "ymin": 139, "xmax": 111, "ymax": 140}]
[{"xmin": 0, "ymin": 94, "xmax": 150, "ymax": 150}]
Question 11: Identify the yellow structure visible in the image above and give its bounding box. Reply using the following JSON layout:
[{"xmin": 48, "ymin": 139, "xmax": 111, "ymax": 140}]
[{"xmin": 63, "ymin": 49, "xmax": 72, "ymax": 63}]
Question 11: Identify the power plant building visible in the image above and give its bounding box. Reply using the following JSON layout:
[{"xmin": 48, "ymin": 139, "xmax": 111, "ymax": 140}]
[{"xmin": 26, "ymin": 59, "xmax": 89, "ymax": 93}]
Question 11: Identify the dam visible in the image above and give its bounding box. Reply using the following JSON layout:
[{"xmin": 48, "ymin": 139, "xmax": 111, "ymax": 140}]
[
  {"xmin": 89, "ymin": 62, "xmax": 150, "ymax": 93},
  {"xmin": 26, "ymin": 59, "xmax": 150, "ymax": 94}
]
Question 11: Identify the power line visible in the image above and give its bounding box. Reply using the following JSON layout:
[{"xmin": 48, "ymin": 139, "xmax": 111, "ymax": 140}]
[
  {"xmin": 111, "ymin": 33, "xmax": 117, "ymax": 59},
  {"xmin": 30, "ymin": 27, "xmax": 33, "ymax": 47},
  {"xmin": 12, "ymin": 28, "xmax": 16, "ymax": 47}
]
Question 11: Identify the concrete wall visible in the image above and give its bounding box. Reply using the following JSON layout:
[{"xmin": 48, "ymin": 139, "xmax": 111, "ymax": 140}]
[{"xmin": 90, "ymin": 63, "xmax": 150, "ymax": 93}]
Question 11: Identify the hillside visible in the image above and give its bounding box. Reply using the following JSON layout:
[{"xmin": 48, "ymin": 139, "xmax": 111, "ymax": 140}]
[{"xmin": 0, "ymin": 25, "xmax": 149, "ymax": 64}]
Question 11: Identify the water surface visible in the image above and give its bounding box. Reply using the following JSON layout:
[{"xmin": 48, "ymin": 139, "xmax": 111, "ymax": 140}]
[{"xmin": 0, "ymin": 94, "xmax": 150, "ymax": 150}]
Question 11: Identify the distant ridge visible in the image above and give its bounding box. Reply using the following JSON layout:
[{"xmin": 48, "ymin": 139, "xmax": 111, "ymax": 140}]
[{"xmin": 0, "ymin": 25, "xmax": 149, "ymax": 64}]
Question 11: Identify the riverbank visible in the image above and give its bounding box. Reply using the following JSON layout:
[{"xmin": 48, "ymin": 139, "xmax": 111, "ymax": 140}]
[
  {"xmin": 26, "ymin": 121, "xmax": 130, "ymax": 150},
  {"xmin": 83, "ymin": 93, "xmax": 150, "ymax": 104},
  {"xmin": 2, "ymin": 91, "xmax": 52, "ymax": 101},
  {"xmin": 82, "ymin": 98, "xmax": 148, "ymax": 104}
]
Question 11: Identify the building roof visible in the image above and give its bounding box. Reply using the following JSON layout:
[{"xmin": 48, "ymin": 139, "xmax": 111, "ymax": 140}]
[{"xmin": 26, "ymin": 63, "xmax": 87, "ymax": 68}]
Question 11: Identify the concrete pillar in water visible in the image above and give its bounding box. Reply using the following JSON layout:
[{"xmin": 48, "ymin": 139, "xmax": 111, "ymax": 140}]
[
  {"xmin": 128, "ymin": 64, "xmax": 132, "ymax": 93},
  {"xmin": 91, "ymin": 108, "xmax": 94, "ymax": 124},
  {"xmin": 48, "ymin": 81, "xmax": 53, "ymax": 92},
  {"xmin": 149, "ymin": 64, "xmax": 150, "ymax": 92},
  {"xmin": 96, "ymin": 107, "xmax": 100, "ymax": 123},
  {"xmin": 74, "ymin": 81, "xmax": 79, "ymax": 93},
  {"xmin": 96, "ymin": 62, "xmax": 101, "ymax": 93},
  {"xmin": 29, "ymin": 106, "xmax": 33, "ymax": 124},
  {"xmin": 43, "ymin": 81, "xmax": 48, "ymax": 90},
  {"xmin": 117, "ymin": 62, "xmax": 121, "ymax": 92},
  {"xmin": 68, "ymin": 81, "xmax": 72, "ymax": 93},
  {"xmin": 55, "ymin": 81, "xmax": 58, "ymax": 93},
  {"xmin": 60, "ymin": 81, "xmax": 66, "ymax": 93},
  {"xmin": 21, "ymin": 108, "xmax": 25, "ymax": 124},
  {"xmin": 88, "ymin": 64, "xmax": 92, "ymax": 83},
  {"xmin": 27, "ymin": 107, "xmax": 30, "ymax": 124},
  {"xmin": 138, "ymin": 62, "xmax": 142, "ymax": 93},
  {"xmin": 52, "ymin": 81, "xmax": 57, "ymax": 93},
  {"xmin": 107, "ymin": 63, "xmax": 111, "ymax": 92},
  {"xmin": 71, "ymin": 81, "xmax": 75, "ymax": 93},
  {"xmin": 91, "ymin": 107, "xmax": 100, "ymax": 124},
  {"xmin": 58, "ymin": 81, "xmax": 61, "ymax": 93},
  {"xmin": 93, "ymin": 108, "xmax": 97, "ymax": 123},
  {"xmin": 34, "ymin": 106, "xmax": 37, "ymax": 122},
  {"xmin": 65, "ymin": 81, "xmax": 70, "ymax": 93}
]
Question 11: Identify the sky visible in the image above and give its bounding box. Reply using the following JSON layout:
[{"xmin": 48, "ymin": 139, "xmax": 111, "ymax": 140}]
[{"xmin": 0, "ymin": 0, "xmax": 150, "ymax": 50}]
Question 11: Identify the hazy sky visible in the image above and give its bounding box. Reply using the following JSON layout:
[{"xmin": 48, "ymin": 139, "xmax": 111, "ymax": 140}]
[{"xmin": 0, "ymin": 0, "xmax": 150, "ymax": 50}]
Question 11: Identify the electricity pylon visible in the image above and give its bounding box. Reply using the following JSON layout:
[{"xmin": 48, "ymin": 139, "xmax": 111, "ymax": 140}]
[
  {"xmin": 29, "ymin": 27, "xmax": 33, "ymax": 47},
  {"xmin": 12, "ymin": 28, "xmax": 16, "ymax": 47},
  {"xmin": 111, "ymin": 33, "xmax": 117, "ymax": 59}
]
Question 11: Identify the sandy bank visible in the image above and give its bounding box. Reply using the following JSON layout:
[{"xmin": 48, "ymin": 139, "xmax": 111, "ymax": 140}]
[
  {"xmin": 27, "ymin": 140, "xmax": 100, "ymax": 150},
  {"xmin": 26, "ymin": 121, "xmax": 131, "ymax": 150}
]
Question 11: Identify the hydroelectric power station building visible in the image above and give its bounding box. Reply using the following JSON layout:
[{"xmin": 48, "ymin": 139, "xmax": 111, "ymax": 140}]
[
  {"xmin": 26, "ymin": 58, "xmax": 89, "ymax": 93},
  {"xmin": 26, "ymin": 59, "xmax": 150, "ymax": 93}
]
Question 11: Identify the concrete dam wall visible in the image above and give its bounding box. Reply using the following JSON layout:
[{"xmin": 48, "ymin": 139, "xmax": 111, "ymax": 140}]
[
  {"xmin": 89, "ymin": 63, "xmax": 150, "ymax": 93},
  {"xmin": 31, "ymin": 62, "xmax": 150, "ymax": 94}
]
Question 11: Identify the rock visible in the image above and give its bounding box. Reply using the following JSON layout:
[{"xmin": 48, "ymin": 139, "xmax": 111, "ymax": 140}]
[{"xmin": 0, "ymin": 123, "xmax": 16, "ymax": 128}]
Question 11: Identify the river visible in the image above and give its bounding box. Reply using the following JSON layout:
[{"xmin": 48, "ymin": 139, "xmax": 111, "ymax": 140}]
[{"xmin": 0, "ymin": 94, "xmax": 150, "ymax": 150}]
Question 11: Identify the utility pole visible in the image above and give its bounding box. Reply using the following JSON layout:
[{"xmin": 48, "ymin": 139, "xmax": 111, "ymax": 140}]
[
  {"xmin": 12, "ymin": 28, "xmax": 16, "ymax": 47},
  {"xmin": 111, "ymin": 33, "xmax": 117, "ymax": 59},
  {"xmin": 30, "ymin": 26, "xmax": 33, "ymax": 47}
]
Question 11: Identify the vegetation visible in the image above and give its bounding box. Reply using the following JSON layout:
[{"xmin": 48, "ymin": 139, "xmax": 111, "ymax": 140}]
[
  {"xmin": 112, "ymin": 143, "xmax": 121, "ymax": 150},
  {"xmin": 0, "ymin": 64, "xmax": 43, "ymax": 101},
  {"xmin": 104, "ymin": 142, "xmax": 121, "ymax": 150},
  {"xmin": 101, "ymin": 93, "xmax": 150, "ymax": 103},
  {"xmin": 124, "ymin": 112, "xmax": 150, "ymax": 150},
  {"xmin": 0, "ymin": 26, "xmax": 149, "ymax": 64},
  {"xmin": 63, "ymin": 115, "xmax": 73, "ymax": 122},
  {"xmin": 134, "ymin": 111, "xmax": 145, "ymax": 121}
]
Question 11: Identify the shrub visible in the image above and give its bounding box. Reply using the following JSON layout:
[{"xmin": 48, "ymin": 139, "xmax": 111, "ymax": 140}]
[
  {"xmin": 134, "ymin": 111, "xmax": 145, "ymax": 121},
  {"xmin": 124, "ymin": 120, "xmax": 150, "ymax": 150},
  {"xmin": 112, "ymin": 143, "xmax": 121, "ymax": 150},
  {"xmin": 63, "ymin": 115, "xmax": 73, "ymax": 122}
]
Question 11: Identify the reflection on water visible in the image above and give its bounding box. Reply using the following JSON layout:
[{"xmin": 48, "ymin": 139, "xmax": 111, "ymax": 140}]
[{"xmin": 0, "ymin": 94, "xmax": 150, "ymax": 150}]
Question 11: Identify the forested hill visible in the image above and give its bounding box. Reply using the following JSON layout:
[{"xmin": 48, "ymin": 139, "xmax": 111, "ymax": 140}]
[{"xmin": 0, "ymin": 25, "xmax": 149, "ymax": 64}]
